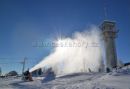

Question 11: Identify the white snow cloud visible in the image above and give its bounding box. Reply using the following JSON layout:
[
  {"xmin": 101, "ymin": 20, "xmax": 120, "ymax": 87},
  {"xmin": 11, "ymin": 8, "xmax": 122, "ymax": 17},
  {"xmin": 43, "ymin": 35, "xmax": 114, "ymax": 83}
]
[{"xmin": 30, "ymin": 26, "xmax": 103, "ymax": 75}]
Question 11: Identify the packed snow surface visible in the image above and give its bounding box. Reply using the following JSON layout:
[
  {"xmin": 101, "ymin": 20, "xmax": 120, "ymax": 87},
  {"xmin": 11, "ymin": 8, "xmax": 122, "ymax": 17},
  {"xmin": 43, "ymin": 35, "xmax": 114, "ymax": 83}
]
[{"xmin": 0, "ymin": 69, "xmax": 130, "ymax": 89}]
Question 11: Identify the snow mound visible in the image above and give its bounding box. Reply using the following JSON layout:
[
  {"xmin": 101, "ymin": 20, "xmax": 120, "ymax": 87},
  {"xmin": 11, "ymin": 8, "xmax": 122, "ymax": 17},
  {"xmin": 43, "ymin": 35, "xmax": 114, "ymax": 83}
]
[{"xmin": 109, "ymin": 68, "xmax": 130, "ymax": 76}]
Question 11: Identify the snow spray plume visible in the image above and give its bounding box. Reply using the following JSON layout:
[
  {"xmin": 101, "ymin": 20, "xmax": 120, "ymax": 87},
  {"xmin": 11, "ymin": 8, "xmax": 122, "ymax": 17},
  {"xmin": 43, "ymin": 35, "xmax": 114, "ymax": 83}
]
[{"xmin": 30, "ymin": 26, "xmax": 103, "ymax": 75}]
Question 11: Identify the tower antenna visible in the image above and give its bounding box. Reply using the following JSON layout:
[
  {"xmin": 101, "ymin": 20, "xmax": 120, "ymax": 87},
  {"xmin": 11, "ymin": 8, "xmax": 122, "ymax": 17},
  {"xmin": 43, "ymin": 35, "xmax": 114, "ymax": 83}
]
[{"xmin": 103, "ymin": 0, "xmax": 108, "ymax": 20}]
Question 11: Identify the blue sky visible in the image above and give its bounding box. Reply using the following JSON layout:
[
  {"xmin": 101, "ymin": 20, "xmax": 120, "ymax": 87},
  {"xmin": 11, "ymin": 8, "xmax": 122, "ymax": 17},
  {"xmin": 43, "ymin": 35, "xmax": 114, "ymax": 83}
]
[{"xmin": 0, "ymin": 0, "xmax": 130, "ymax": 74}]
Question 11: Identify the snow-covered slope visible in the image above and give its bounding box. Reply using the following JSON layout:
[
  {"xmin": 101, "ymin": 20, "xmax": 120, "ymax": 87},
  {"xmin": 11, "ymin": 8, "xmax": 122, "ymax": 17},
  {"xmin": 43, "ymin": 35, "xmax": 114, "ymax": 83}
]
[{"xmin": 0, "ymin": 69, "xmax": 130, "ymax": 89}]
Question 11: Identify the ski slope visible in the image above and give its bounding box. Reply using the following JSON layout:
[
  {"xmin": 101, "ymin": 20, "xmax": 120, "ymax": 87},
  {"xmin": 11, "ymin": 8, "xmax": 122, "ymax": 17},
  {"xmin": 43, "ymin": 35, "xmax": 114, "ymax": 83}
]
[{"xmin": 0, "ymin": 69, "xmax": 130, "ymax": 89}]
